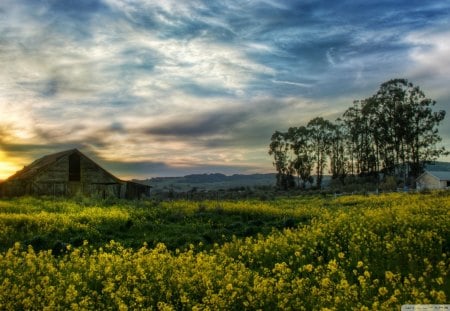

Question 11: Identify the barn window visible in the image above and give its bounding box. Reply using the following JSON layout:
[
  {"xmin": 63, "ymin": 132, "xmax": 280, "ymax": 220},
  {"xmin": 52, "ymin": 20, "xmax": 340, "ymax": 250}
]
[{"xmin": 69, "ymin": 153, "xmax": 81, "ymax": 181}]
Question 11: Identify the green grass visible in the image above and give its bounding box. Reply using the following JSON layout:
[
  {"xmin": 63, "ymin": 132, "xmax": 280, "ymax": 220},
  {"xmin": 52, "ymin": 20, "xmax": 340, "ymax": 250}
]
[
  {"xmin": 0, "ymin": 192, "xmax": 449, "ymax": 255},
  {"xmin": 0, "ymin": 195, "xmax": 323, "ymax": 252}
]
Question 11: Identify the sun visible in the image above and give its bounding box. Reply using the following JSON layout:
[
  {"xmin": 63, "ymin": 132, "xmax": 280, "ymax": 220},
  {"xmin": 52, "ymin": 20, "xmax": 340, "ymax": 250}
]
[{"xmin": 0, "ymin": 151, "xmax": 21, "ymax": 181}]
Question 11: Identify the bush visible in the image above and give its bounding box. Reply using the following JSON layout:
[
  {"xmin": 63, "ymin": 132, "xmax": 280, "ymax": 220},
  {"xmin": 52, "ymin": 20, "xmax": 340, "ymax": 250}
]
[{"xmin": 380, "ymin": 176, "xmax": 398, "ymax": 192}]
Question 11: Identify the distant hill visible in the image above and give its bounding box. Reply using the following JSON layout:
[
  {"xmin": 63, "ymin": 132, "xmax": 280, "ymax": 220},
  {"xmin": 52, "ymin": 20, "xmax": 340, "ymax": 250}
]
[
  {"xmin": 134, "ymin": 173, "xmax": 276, "ymax": 192},
  {"xmin": 134, "ymin": 162, "xmax": 450, "ymax": 193}
]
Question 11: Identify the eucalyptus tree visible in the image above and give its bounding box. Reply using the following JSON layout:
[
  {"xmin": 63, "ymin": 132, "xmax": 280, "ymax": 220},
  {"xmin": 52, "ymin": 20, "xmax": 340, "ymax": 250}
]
[
  {"xmin": 342, "ymin": 101, "xmax": 376, "ymax": 176},
  {"xmin": 342, "ymin": 102, "xmax": 360, "ymax": 176},
  {"xmin": 360, "ymin": 96, "xmax": 383, "ymax": 176},
  {"xmin": 287, "ymin": 126, "xmax": 314, "ymax": 188},
  {"xmin": 372, "ymin": 79, "xmax": 409, "ymax": 176},
  {"xmin": 328, "ymin": 119, "xmax": 348, "ymax": 182},
  {"xmin": 307, "ymin": 117, "xmax": 333, "ymax": 188},
  {"xmin": 268, "ymin": 130, "xmax": 292, "ymax": 189},
  {"xmin": 358, "ymin": 97, "xmax": 380, "ymax": 176},
  {"xmin": 373, "ymin": 79, "xmax": 447, "ymax": 179}
]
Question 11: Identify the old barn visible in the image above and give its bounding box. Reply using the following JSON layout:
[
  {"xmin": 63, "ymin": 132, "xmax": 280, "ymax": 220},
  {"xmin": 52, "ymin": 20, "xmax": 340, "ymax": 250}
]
[{"xmin": 0, "ymin": 149, "xmax": 151, "ymax": 199}]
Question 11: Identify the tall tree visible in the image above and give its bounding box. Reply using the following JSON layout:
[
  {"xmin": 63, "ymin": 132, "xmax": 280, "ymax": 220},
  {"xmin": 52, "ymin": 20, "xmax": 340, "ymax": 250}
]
[
  {"xmin": 307, "ymin": 117, "xmax": 333, "ymax": 188},
  {"xmin": 342, "ymin": 101, "xmax": 374, "ymax": 176},
  {"xmin": 287, "ymin": 126, "xmax": 314, "ymax": 188},
  {"xmin": 268, "ymin": 131, "xmax": 292, "ymax": 189},
  {"xmin": 373, "ymin": 79, "xmax": 447, "ymax": 180},
  {"xmin": 328, "ymin": 119, "xmax": 347, "ymax": 182},
  {"xmin": 361, "ymin": 97, "xmax": 382, "ymax": 178},
  {"xmin": 342, "ymin": 102, "xmax": 360, "ymax": 176}
]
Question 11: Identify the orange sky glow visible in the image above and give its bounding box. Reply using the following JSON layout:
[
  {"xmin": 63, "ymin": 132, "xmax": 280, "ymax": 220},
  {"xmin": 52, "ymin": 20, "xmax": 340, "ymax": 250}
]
[{"xmin": 0, "ymin": 151, "xmax": 22, "ymax": 180}]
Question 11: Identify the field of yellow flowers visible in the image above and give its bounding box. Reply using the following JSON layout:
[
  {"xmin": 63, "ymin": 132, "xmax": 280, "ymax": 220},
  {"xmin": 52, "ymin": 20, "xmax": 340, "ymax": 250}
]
[{"xmin": 0, "ymin": 192, "xmax": 449, "ymax": 310}]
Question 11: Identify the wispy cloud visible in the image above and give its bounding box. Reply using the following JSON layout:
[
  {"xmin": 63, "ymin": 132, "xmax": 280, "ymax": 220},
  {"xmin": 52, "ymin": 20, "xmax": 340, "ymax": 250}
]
[
  {"xmin": 271, "ymin": 80, "xmax": 312, "ymax": 88},
  {"xmin": 406, "ymin": 30, "xmax": 450, "ymax": 83}
]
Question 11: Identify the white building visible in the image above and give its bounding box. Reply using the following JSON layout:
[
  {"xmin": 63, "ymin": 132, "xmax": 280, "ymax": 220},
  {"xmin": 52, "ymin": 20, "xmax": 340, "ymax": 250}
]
[{"xmin": 416, "ymin": 170, "xmax": 450, "ymax": 190}]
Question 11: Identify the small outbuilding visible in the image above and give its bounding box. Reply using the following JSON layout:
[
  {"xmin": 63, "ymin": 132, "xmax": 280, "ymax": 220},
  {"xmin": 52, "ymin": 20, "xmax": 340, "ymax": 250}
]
[
  {"xmin": 0, "ymin": 149, "xmax": 151, "ymax": 199},
  {"xmin": 416, "ymin": 170, "xmax": 450, "ymax": 190}
]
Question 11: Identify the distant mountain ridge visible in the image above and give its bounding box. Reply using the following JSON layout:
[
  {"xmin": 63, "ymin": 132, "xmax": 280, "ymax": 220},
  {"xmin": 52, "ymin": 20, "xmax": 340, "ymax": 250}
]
[
  {"xmin": 181, "ymin": 173, "xmax": 275, "ymax": 183},
  {"xmin": 134, "ymin": 173, "xmax": 276, "ymax": 192},
  {"xmin": 141, "ymin": 173, "xmax": 275, "ymax": 183}
]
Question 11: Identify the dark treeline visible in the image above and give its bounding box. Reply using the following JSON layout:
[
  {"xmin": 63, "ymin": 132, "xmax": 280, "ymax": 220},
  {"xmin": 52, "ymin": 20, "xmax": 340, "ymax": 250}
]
[{"xmin": 269, "ymin": 78, "xmax": 448, "ymax": 190}]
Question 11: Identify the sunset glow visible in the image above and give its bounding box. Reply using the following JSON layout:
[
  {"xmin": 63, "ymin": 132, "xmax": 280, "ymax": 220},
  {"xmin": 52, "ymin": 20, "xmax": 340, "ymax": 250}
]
[{"xmin": 0, "ymin": 151, "xmax": 22, "ymax": 181}]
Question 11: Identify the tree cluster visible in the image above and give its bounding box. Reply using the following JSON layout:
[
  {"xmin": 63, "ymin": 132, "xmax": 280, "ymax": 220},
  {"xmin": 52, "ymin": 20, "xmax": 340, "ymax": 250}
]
[{"xmin": 269, "ymin": 79, "xmax": 447, "ymax": 190}]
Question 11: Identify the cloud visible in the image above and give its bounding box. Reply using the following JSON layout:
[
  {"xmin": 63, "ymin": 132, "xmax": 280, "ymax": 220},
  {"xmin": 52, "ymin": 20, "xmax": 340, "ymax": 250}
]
[
  {"xmin": 143, "ymin": 109, "xmax": 250, "ymax": 137},
  {"xmin": 1, "ymin": 0, "xmax": 450, "ymax": 178},
  {"xmin": 406, "ymin": 30, "xmax": 450, "ymax": 84},
  {"xmin": 272, "ymin": 80, "xmax": 312, "ymax": 88},
  {"xmin": 403, "ymin": 29, "xmax": 450, "ymax": 154}
]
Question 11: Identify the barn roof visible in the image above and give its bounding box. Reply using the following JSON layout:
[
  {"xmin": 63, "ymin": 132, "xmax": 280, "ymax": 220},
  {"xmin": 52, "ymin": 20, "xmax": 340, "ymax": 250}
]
[
  {"xmin": 418, "ymin": 170, "xmax": 450, "ymax": 181},
  {"xmin": 6, "ymin": 149, "xmax": 121, "ymax": 182},
  {"xmin": 6, "ymin": 149, "xmax": 76, "ymax": 181},
  {"xmin": 426, "ymin": 170, "xmax": 450, "ymax": 181}
]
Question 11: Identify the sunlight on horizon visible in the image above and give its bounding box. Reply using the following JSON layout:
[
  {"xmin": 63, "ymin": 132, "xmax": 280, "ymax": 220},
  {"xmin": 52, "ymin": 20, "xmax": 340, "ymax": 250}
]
[{"xmin": 0, "ymin": 151, "xmax": 21, "ymax": 180}]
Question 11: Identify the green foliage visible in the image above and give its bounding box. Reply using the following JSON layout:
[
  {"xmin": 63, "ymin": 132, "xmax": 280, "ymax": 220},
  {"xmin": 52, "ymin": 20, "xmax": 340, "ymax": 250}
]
[
  {"xmin": 0, "ymin": 192, "xmax": 449, "ymax": 309},
  {"xmin": 307, "ymin": 117, "xmax": 334, "ymax": 188},
  {"xmin": 380, "ymin": 176, "xmax": 398, "ymax": 192}
]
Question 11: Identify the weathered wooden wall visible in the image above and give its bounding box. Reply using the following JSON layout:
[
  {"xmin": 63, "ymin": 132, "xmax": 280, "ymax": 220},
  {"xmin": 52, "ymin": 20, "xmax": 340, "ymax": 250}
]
[
  {"xmin": 125, "ymin": 182, "xmax": 151, "ymax": 199},
  {"xmin": 0, "ymin": 180, "xmax": 31, "ymax": 197}
]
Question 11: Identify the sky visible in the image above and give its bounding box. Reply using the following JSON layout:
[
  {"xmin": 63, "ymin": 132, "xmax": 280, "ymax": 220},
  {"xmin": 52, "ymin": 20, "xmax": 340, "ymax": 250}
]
[{"xmin": 1, "ymin": 0, "xmax": 450, "ymax": 179}]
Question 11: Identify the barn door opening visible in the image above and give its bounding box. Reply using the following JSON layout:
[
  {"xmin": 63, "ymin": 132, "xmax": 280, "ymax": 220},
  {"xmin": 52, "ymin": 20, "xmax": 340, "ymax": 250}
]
[{"xmin": 69, "ymin": 153, "xmax": 81, "ymax": 181}]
